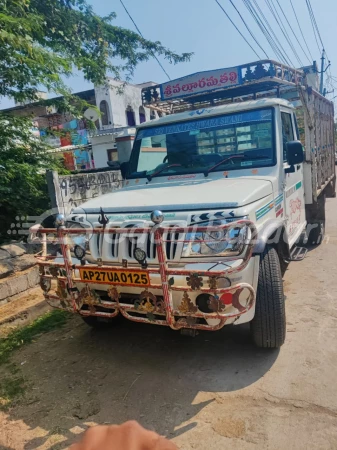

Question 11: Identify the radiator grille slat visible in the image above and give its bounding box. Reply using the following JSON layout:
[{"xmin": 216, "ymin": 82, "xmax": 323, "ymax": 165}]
[
  {"xmin": 125, "ymin": 224, "xmax": 179, "ymax": 261},
  {"xmin": 92, "ymin": 223, "xmax": 184, "ymax": 263}
]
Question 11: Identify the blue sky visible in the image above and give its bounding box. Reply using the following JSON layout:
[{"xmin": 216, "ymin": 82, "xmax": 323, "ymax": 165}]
[{"xmin": 2, "ymin": 0, "xmax": 336, "ymax": 108}]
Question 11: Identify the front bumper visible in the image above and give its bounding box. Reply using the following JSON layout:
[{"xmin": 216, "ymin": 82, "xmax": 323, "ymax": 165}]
[{"xmin": 32, "ymin": 221, "xmax": 257, "ymax": 331}]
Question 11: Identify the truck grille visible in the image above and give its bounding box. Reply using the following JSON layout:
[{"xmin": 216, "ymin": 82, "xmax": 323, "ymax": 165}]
[
  {"xmin": 89, "ymin": 223, "xmax": 183, "ymax": 263},
  {"xmin": 125, "ymin": 225, "xmax": 181, "ymax": 261},
  {"xmin": 89, "ymin": 225, "xmax": 119, "ymax": 260}
]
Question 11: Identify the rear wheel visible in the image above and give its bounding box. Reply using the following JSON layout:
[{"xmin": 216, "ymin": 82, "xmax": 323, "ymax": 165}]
[
  {"xmin": 307, "ymin": 220, "xmax": 325, "ymax": 246},
  {"xmin": 250, "ymin": 246, "xmax": 286, "ymax": 348},
  {"xmin": 306, "ymin": 194, "xmax": 325, "ymax": 246}
]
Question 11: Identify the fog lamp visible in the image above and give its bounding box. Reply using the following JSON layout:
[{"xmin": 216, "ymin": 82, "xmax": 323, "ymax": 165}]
[
  {"xmin": 74, "ymin": 244, "xmax": 86, "ymax": 261},
  {"xmin": 133, "ymin": 247, "xmax": 148, "ymax": 268}
]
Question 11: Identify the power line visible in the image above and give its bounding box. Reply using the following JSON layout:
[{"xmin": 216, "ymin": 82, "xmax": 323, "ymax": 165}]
[
  {"xmin": 266, "ymin": 0, "xmax": 303, "ymax": 67},
  {"xmin": 325, "ymin": 65, "xmax": 337, "ymax": 94},
  {"xmin": 249, "ymin": 0, "xmax": 291, "ymax": 65},
  {"xmin": 275, "ymin": 0, "xmax": 311, "ymax": 64},
  {"xmin": 327, "ymin": 74, "xmax": 337, "ymax": 84},
  {"xmin": 227, "ymin": 0, "xmax": 269, "ymax": 58},
  {"xmin": 306, "ymin": 1, "xmax": 332, "ymax": 97},
  {"xmin": 289, "ymin": 0, "xmax": 314, "ymax": 62},
  {"xmin": 305, "ymin": 0, "xmax": 321, "ymax": 54},
  {"xmin": 243, "ymin": 0, "xmax": 292, "ymax": 66},
  {"xmin": 119, "ymin": 0, "xmax": 171, "ymax": 80},
  {"xmin": 214, "ymin": 0, "xmax": 262, "ymax": 59},
  {"xmin": 306, "ymin": 0, "xmax": 331, "ymax": 72},
  {"xmin": 306, "ymin": 0, "xmax": 324, "ymax": 50},
  {"xmin": 241, "ymin": 0, "xmax": 278, "ymax": 62}
]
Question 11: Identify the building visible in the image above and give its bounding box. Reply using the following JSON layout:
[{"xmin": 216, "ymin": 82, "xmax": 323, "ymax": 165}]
[
  {"xmin": 90, "ymin": 79, "xmax": 159, "ymax": 168},
  {"xmin": 1, "ymin": 78, "xmax": 159, "ymax": 170},
  {"xmin": 1, "ymin": 89, "xmax": 96, "ymax": 171}
]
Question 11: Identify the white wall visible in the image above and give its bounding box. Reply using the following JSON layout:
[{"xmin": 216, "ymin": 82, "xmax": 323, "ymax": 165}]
[
  {"xmin": 95, "ymin": 79, "xmax": 153, "ymax": 130},
  {"xmin": 49, "ymin": 170, "xmax": 122, "ymax": 215},
  {"xmin": 91, "ymin": 134, "xmax": 116, "ymax": 169}
]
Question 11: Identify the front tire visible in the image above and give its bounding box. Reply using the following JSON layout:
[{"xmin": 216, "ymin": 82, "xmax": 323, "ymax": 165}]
[{"xmin": 250, "ymin": 246, "xmax": 286, "ymax": 348}]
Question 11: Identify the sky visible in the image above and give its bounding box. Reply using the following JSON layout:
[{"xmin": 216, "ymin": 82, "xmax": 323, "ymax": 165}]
[{"xmin": 2, "ymin": 0, "xmax": 337, "ymax": 109}]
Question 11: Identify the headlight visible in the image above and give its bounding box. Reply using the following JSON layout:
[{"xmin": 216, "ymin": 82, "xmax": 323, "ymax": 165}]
[
  {"xmin": 182, "ymin": 219, "xmax": 250, "ymax": 258},
  {"xmin": 65, "ymin": 221, "xmax": 90, "ymax": 251}
]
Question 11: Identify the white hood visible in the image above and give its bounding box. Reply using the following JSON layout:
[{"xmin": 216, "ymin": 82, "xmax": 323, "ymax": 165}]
[{"xmin": 73, "ymin": 177, "xmax": 273, "ymax": 214}]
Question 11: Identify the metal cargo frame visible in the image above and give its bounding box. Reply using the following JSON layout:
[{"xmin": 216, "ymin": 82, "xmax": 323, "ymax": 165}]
[{"xmin": 300, "ymin": 88, "xmax": 335, "ymax": 203}]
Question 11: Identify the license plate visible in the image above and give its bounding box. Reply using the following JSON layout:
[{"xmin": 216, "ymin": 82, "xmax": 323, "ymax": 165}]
[{"xmin": 79, "ymin": 268, "xmax": 150, "ymax": 287}]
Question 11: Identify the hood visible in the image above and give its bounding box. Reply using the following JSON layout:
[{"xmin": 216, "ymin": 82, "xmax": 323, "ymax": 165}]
[
  {"xmin": 74, "ymin": 177, "xmax": 273, "ymax": 214},
  {"xmin": 73, "ymin": 177, "xmax": 273, "ymax": 214}
]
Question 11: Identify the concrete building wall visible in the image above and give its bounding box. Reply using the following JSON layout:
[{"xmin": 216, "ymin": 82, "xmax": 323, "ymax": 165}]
[
  {"xmin": 115, "ymin": 128, "xmax": 136, "ymax": 163},
  {"xmin": 94, "ymin": 79, "xmax": 152, "ymax": 131},
  {"xmin": 47, "ymin": 170, "xmax": 122, "ymax": 215},
  {"xmin": 90, "ymin": 128, "xmax": 136, "ymax": 169},
  {"xmin": 91, "ymin": 134, "xmax": 117, "ymax": 169},
  {"xmin": 93, "ymin": 78, "xmax": 154, "ymax": 169}
]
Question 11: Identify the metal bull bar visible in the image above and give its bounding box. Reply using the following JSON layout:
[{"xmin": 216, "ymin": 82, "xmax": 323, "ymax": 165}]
[{"xmin": 32, "ymin": 220, "xmax": 257, "ymax": 331}]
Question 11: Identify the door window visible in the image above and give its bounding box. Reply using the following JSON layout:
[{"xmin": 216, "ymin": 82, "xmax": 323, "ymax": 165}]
[{"xmin": 281, "ymin": 112, "xmax": 294, "ymax": 162}]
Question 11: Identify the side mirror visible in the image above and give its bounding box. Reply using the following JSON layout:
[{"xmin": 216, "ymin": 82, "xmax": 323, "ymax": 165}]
[
  {"xmin": 286, "ymin": 140, "xmax": 304, "ymax": 166},
  {"xmin": 120, "ymin": 161, "xmax": 130, "ymax": 179}
]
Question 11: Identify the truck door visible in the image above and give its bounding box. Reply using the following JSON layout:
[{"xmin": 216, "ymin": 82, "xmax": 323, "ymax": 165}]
[{"xmin": 281, "ymin": 110, "xmax": 306, "ymax": 246}]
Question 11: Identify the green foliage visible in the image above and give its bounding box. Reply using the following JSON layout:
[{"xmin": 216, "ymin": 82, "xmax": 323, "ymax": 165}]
[
  {"xmin": 0, "ymin": 114, "xmax": 67, "ymax": 240},
  {"xmin": 0, "ymin": 375, "xmax": 26, "ymax": 410},
  {"xmin": 0, "ymin": 309, "xmax": 70, "ymax": 409},
  {"xmin": 0, "ymin": 0, "xmax": 191, "ymax": 243},
  {"xmin": 0, "ymin": 0, "xmax": 192, "ymax": 102},
  {"xmin": 0, "ymin": 309, "xmax": 70, "ymax": 365}
]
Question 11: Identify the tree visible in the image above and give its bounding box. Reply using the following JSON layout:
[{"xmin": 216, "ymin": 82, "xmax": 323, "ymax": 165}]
[
  {"xmin": 0, "ymin": 115, "xmax": 64, "ymax": 239},
  {"xmin": 0, "ymin": 0, "xmax": 192, "ymax": 241},
  {"xmin": 0, "ymin": 0, "xmax": 191, "ymax": 102}
]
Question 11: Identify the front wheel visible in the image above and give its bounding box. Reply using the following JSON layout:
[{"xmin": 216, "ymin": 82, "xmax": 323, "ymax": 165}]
[{"xmin": 250, "ymin": 246, "xmax": 286, "ymax": 348}]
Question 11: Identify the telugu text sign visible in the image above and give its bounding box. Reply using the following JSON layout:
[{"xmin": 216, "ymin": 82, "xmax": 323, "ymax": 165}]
[{"xmin": 160, "ymin": 67, "xmax": 240, "ymax": 101}]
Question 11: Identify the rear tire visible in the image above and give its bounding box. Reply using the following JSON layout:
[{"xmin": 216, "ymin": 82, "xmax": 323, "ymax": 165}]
[
  {"xmin": 307, "ymin": 220, "xmax": 325, "ymax": 246},
  {"xmin": 250, "ymin": 246, "xmax": 286, "ymax": 348},
  {"xmin": 306, "ymin": 194, "xmax": 325, "ymax": 246}
]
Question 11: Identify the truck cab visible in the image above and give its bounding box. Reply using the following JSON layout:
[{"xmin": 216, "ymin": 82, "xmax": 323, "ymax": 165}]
[{"xmin": 33, "ymin": 60, "xmax": 335, "ymax": 348}]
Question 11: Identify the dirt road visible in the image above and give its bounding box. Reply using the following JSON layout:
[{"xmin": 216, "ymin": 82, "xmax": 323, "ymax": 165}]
[{"xmin": 1, "ymin": 197, "xmax": 337, "ymax": 449}]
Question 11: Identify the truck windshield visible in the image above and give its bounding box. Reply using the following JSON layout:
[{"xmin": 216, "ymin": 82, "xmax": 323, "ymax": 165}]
[{"xmin": 129, "ymin": 108, "xmax": 275, "ymax": 178}]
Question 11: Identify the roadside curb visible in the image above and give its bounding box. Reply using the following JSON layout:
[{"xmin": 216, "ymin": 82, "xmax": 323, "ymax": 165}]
[{"xmin": 0, "ymin": 266, "xmax": 40, "ymax": 305}]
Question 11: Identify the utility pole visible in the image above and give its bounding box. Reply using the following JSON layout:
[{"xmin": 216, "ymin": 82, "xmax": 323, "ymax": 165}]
[{"xmin": 319, "ymin": 49, "xmax": 325, "ymax": 95}]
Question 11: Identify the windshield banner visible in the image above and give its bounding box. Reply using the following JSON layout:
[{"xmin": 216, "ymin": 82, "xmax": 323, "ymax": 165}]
[
  {"xmin": 160, "ymin": 67, "xmax": 241, "ymax": 101},
  {"xmin": 136, "ymin": 109, "xmax": 272, "ymax": 140}
]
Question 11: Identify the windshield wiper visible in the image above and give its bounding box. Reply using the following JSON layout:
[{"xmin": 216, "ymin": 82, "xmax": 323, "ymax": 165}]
[
  {"xmin": 146, "ymin": 164, "xmax": 183, "ymax": 182},
  {"xmin": 204, "ymin": 154, "xmax": 269, "ymax": 177},
  {"xmin": 204, "ymin": 155, "xmax": 244, "ymax": 177}
]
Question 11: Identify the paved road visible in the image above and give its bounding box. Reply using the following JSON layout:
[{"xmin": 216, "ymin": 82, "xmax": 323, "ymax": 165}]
[{"xmin": 1, "ymin": 197, "xmax": 337, "ymax": 450}]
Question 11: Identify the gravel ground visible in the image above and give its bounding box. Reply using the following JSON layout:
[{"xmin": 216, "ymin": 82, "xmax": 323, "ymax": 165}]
[{"xmin": 0, "ymin": 197, "xmax": 337, "ymax": 450}]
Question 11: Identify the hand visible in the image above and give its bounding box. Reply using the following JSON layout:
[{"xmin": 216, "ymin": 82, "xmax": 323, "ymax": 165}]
[{"xmin": 69, "ymin": 421, "xmax": 178, "ymax": 450}]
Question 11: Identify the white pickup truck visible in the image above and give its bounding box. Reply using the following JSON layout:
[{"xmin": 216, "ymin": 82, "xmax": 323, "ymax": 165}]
[{"xmin": 33, "ymin": 60, "xmax": 335, "ymax": 348}]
